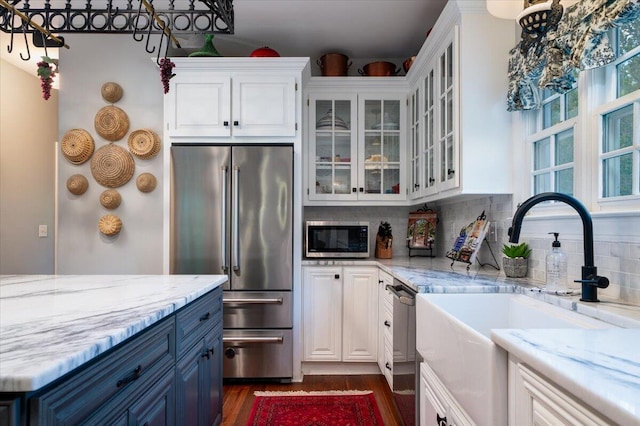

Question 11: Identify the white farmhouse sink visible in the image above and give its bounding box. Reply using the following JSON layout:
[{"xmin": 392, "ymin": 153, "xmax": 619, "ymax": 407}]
[{"xmin": 416, "ymin": 293, "xmax": 618, "ymax": 426}]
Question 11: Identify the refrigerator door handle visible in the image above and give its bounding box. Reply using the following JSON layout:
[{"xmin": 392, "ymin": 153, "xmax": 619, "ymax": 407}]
[
  {"xmin": 232, "ymin": 165, "xmax": 240, "ymax": 272},
  {"xmin": 221, "ymin": 166, "xmax": 228, "ymax": 272}
]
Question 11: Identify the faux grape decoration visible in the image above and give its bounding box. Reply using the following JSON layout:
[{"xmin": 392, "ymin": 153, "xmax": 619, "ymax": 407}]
[
  {"xmin": 159, "ymin": 58, "xmax": 176, "ymax": 94},
  {"xmin": 36, "ymin": 56, "xmax": 58, "ymax": 101}
]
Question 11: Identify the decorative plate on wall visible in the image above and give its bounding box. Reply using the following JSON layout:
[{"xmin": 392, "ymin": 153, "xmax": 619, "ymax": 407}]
[
  {"xmin": 61, "ymin": 129, "xmax": 95, "ymax": 164},
  {"xmin": 94, "ymin": 105, "xmax": 130, "ymax": 141},
  {"xmin": 128, "ymin": 129, "xmax": 161, "ymax": 160},
  {"xmin": 98, "ymin": 214, "xmax": 122, "ymax": 236},
  {"xmin": 99, "ymin": 189, "xmax": 122, "ymax": 209},
  {"xmin": 101, "ymin": 82, "xmax": 123, "ymax": 103},
  {"xmin": 136, "ymin": 172, "xmax": 157, "ymax": 193},
  {"xmin": 90, "ymin": 143, "xmax": 135, "ymax": 188},
  {"xmin": 66, "ymin": 174, "xmax": 89, "ymax": 195}
]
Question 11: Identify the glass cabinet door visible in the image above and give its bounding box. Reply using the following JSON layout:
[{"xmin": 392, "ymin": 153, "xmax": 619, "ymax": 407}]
[
  {"xmin": 409, "ymin": 87, "xmax": 421, "ymax": 197},
  {"xmin": 360, "ymin": 98, "xmax": 402, "ymax": 197},
  {"xmin": 422, "ymin": 67, "xmax": 437, "ymax": 195},
  {"xmin": 438, "ymin": 41, "xmax": 457, "ymax": 190},
  {"xmin": 310, "ymin": 96, "xmax": 357, "ymax": 199}
]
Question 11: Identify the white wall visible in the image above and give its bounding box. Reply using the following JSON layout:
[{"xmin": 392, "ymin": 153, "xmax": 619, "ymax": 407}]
[
  {"xmin": 57, "ymin": 34, "xmax": 164, "ymax": 274},
  {"xmin": 0, "ymin": 59, "xmax": 57, "ymax": 274}
]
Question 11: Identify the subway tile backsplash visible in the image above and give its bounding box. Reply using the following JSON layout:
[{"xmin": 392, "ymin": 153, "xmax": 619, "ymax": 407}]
[{"xmin": 304, "ymin": 194, "xmax": 640, "ymax": 306}]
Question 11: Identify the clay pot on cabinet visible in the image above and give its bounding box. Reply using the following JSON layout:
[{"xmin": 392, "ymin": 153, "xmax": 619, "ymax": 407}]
[
  {"xmin": 317, "ymin": 53, "xmax": 351, "ymax": 76},
  {"xmin": 358, "ymin": 61, "xmax": 400, "ymax": 77},
  {"xmin": 250, "ymin": 46, "xmax": 280, "ymax": 57}
]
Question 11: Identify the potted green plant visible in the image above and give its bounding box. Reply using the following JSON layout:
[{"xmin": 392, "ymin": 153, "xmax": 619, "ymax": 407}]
[{"xmin": 501, "ymin": 242, "xmax": 532, "ymax": 278}]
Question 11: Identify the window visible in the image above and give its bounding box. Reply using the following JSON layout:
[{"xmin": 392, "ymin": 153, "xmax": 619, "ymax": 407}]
[
  {"xmin": 598, "ymin": 21, "xmax": 640, "ymax": 200},
  {"xmin": 522, "ymin": 18, "xmax": 640, "ymax": 209},
  {"xmin": 528, "ymin": 88, "xmax": 577, "ymax": 197}
]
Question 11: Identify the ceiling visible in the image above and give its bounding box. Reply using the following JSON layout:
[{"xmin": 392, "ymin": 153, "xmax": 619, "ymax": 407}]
[{"xmin": 1, "ymin": 0, "xmax": 449, "ymax": 74}]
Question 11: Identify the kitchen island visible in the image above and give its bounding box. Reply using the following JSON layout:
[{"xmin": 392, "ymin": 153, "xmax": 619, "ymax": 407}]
[{"xmin": 0, "ymin": 274, "xmax": 227, "ymax": 425}]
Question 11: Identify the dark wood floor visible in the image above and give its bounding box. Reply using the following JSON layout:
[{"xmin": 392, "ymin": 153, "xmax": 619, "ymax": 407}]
[{"xmin": 222, "ymin": 374, "xmax": 403, "ymax": 426}]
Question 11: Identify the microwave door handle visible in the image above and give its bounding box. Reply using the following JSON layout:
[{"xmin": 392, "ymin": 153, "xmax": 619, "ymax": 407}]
[
  {"xmin": 232, "ymin": 165, "xmax": 240, "ymax": 272},
  {"xmin": 221, "ymin": 166, "xmax": 228, "ymax": 272}
]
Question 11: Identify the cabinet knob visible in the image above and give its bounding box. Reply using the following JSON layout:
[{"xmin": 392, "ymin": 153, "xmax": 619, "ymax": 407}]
[
  {"xmin": 334, "ymin": 274, "xmax": 340, "ymax": 279},
  {"xmin": 223, "ymin": 121, "xmax": 229, "ymax": 126},
  {"xmin": 352, "ymin": 188, "xmax": 357, "ymax": 193},
  {"xmin": 233, "ymin": 121, "xmax": 239, "ymax": 126},
  {"xmin": 414, "ymin": 183, "xmax": 420, "ymax": 189},
  {"xmin": 385, "ymin": 362, "xmax": 392, "ymax": 371},
  {"xmin": 359, "ymin": 187, "xmax": 364, "ymax": 193},
  {"xmin": 437, "ymin": 414, "xmax": 448, "ymax": 426},
  {"xmin": 429, "ymin": 177, "xmax": 435, "ymax": 184},
  {"xmin": 378, "ymin": 279, "xmax": 384, "ymax": 284},
  {"xmin": 384, "ymin": 320, "xmax": 391, "ymax": 328},
  {"xmin": 447, "ymin": 168, "xmax": 455, "ymax": 176}
]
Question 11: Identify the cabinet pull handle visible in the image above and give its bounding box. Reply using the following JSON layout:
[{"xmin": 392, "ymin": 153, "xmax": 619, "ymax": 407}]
[
  {"xmin": 447, "ymin": 168, "xmax": 455, "ymax": 176},
  {"xmin": 378, "ymin": 279, "xmax": 384, "ymax": 284},
  {"xmin": 116, "ymin": 365, "xmax": 142, "ymax": 388},
  {"xmin": 384, "ymin": 320, "xmax": 391, "ymax": 327},
  {"xmin": 385, "ymin": 362, "xmax": 392, "ymax": 371},
  {"xmin": 359, "ymin": 187, "xmax": 364, "ymax": 192},
  {"xmin": 233, "ymin": 120, "xmax": 239, "ymax": 126},
  {"xmin": 334, "ymin": 274, "xmax": 340, "ymax": 279},
  {"xmin": 414, "ymin": 183, "xmax": 420, "ymax": 189},
  {"xmin": 199, "ymin": 312, "xmax": 211, "ymax": 321},
  {"xmin": 352, "ymin": 187, "xmax": 357, "ymax": 193},
  {"xmin": 223, "ymin": 121, "xmax": 229, "ymax": 126},
  {"xmin": 201, "ymin": 349, "xmax": 210, "ymax": 359},
  {"xmin": 429, "ymin": 177, "xmax": 435, "ymax": 184}
]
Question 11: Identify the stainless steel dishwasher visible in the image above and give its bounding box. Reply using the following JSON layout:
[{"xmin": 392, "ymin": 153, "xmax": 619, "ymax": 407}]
[{"xmin": 386, "ymin": 278, "xmax": 417, "ymax": 426}]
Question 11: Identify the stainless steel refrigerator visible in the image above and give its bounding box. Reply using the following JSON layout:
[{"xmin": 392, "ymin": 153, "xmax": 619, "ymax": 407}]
[{"xmin": 171, "ymin": 144, "xmax": 293, "ymax": 381}]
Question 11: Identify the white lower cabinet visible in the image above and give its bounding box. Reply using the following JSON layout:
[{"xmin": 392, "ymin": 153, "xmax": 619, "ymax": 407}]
[
  {"xmin": 303, "ymin": 266, "xmax": 379, "ymax": 362},
  {"xmin": 420, "ymin": 362, "xmax": 475, "ymax": 426},
  {"xmin": 509, "ymin": 357, "xmax": 613, "ymax": 426},
  {"xmin": 378, "ymin": 270, "xmax": 394, "ymax": 386}
]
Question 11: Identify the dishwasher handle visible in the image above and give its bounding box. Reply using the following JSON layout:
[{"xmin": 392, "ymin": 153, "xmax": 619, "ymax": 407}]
[{"xmin": 386, "ymin": 284, "xmax": 416, "ymax": 306}]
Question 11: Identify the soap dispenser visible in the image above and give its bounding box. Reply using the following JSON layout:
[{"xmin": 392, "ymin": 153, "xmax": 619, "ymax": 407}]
[{"xmin": 546, "ymin": 232, "xmax": 568, "ymax": 293}]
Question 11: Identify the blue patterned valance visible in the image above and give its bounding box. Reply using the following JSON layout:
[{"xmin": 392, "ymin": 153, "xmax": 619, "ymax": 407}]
[{"xmin": 507, "ymin": 0, "xmax": 640, "ymax": 111}]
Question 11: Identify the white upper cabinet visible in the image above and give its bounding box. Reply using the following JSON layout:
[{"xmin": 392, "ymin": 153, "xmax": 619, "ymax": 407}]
[
  {"xmin": 164, "ymin": 58, "xmax": 307, "ymax": 141},
  {"xmin": 305, "ymin": 80, "xmax": 407, "ymax": 205},
  {"xmin": 407, "ymin": 0, "xmax": 515, "ymax": 202}
]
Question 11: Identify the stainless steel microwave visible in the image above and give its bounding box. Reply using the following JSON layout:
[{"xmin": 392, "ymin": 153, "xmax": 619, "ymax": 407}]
[{"xmin": 305, "ymin": 221, "xmax": 370, "ymax": 258}]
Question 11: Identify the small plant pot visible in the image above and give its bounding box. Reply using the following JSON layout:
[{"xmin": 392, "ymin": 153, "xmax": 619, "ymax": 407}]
[{"xmin": 503, "ymin": 257, "xmax": 528, "ymax": 278}]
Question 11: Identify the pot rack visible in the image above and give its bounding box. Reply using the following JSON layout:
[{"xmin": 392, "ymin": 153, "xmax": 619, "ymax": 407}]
[{"xmin": 0, "ymin": 0, "xmax": 234, "ymax": 62}]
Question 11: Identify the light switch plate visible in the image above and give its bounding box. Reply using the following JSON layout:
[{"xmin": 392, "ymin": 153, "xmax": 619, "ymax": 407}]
[{"xmin": 38, "ymin": 225, "xmax": 48, "ymax": 237}]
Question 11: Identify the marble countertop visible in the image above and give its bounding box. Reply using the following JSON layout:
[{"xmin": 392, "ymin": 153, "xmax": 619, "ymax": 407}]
[
  {"xmin": 492, "ymin": 329, "xmax": 640, "ymax": 424},
  {"xmin": 0, "ymin": 274, "xmax": 227, "ymax": 393}
]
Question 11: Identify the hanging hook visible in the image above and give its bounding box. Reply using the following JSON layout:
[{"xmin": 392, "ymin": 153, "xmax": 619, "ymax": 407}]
[
  {"xmin": 132, "ymin": 0, "xmax": 144, "ymax": 42},
  {"xmin": 155, "ymin": 27, "xmax": 167, "ymax": 65},
  {"xmin": 19, "ymin": 22, "xmax": 31, "ymax": 61},
  {"xmin": 144, "ymin": 17, "xmax": 156, "ymax": 53},
  {"xmin": 6, "ymin": 7, "xmax": 15, "ymax": 53},
  {"xmin": 38, "ymin": 31, "xmax": 49, "ymax": 58}
]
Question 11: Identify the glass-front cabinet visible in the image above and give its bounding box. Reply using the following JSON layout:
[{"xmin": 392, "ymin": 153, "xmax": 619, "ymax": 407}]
[
  {"xmin": 309, "ymin": 95, "xmax": 358, "ymax": 199},
  {"xmin": 307, "ymin": 91, "xmax": 406, "ymax": 203}
]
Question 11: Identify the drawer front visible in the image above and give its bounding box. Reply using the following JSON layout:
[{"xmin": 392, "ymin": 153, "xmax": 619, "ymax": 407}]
[
  {"xmin": 223, "ymin": 291, "xmax": 292, "ymax": 329},
  {"xmin": 32, "ymin": 319, "xmax": 175, "ymax": 425},
  {"xmin": 223, "ymin": 329, "xmax": 292, "ymax": 379},
  {"xmin": 176, "ymin": 287, "xmax": 223, "ymax": 358}
]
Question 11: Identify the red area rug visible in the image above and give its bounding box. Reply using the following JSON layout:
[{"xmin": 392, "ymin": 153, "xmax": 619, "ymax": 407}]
[{"xmin": 246, "ymin": 390, "xmax": 385, "ymax": 426}]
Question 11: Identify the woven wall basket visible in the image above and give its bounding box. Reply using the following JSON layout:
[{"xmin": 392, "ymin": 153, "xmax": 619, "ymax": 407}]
[
  {"xmin": 136, "ymin": 172, "xmax": 157, "ymax": 193},
  {"xmin": 101, "ymin": 82, "xmax": 123, "ymax": 103},
  {"xmin": 98, "ymin": 214, "xmax": 122, "ymax": 236},
  {"xmin": 61, "ymin": 129, "xmax": 95, "ymax": 164},
  {"xmin": 94, "ymin": 105, "xmax": 129, "ymax": 141},
  {"xmin": 128, "ymin": 129, "xmax": 161, "ymax": 160},
  {"xmin": 66, "ymin": 174, "xmax": 89, "ymax": 195},
  {"xmin": 99, "ymin": 189, "xmax": 122, "ymax": 209},
  {"xmin": 91, "ymin": 143, "xmax": 135, "ymax": 188}
]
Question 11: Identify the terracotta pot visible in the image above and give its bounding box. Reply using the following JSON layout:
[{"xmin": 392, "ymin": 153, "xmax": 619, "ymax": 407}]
[
  {"xmin": 358, "ymin": 61, "xmax": 399, "ymax": 77},
  {"xmin": 403, "ymin": 56, "xmax": 417, "ymax": 74},
  {"xmin": 317, "ymin": 53, "xmax": 351, "ymax": 76},
  {"xmin": 250, "ymin": 46, "xmax": 280, "ymax": 57}
]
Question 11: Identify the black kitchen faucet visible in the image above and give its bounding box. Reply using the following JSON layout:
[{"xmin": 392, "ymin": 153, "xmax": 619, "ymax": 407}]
[{"xmin": 507, "ymin": 192, "xmax": 609, "ymax": 302}]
